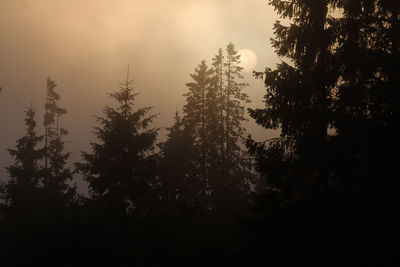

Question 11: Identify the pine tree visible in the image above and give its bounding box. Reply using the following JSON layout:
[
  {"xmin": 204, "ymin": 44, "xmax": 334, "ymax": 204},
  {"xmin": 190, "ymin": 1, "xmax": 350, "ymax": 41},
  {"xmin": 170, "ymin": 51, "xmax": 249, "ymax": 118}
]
[
  {"xmin": 42, "ymin": 77, "xmax": 74, "ymax": 202},
  {"xmin": 182, "ymin": 60, "xmax": 215, "ymax": 202},
  {"xmin": 223, "ymin": 43, "xmax": 250, "ymax": 159},
  {"xmin": 249, "ymin": 0, "xmax": 398, "ymax": 203},
  {"xmin": 1, "ymin": 106, "xmax": 44, "ymax": 218},
  {"xmin": 213, "ymin": 43, "xmax": 252, "ymax": 213},
  {"xmin": 246, "ymin": 0, "xmax": 399, "ymax": 264},
  {"xmin": 77, "ymin": 71, "xmax": 158, "ymax": 216},
  {"xmin": 211, "ymin": 48, "xmax": 225, "ymax": 156},
  {"xmin": 248, "ymin": 0, "xmax": 340, "ymax": 202}
]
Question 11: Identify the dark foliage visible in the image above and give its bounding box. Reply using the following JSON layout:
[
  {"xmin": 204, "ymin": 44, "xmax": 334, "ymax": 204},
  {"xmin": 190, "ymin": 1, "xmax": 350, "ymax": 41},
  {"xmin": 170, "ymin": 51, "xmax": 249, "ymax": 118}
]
[
  {"xmin": 76, "ymin": 74, "xmax": 158, "ymax": 216},
  {"xmin": 42, "ymin": 77, "xmax": 75, "ymax": 205},
  {"xmin": 246, "ymin": 0, "xmax": 399, "ymax": 265}
]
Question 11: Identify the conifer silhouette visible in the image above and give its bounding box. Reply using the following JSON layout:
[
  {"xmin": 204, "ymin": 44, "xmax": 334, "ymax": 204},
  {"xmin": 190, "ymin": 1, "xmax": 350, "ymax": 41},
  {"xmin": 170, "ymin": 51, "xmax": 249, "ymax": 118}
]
[
  {"xmin": 247, "ymin": 1, "xmax": 399, "ymax": 265},
  {"xmin": 2, "ymin": 106, "xmax": 43, "ymax": 218},
  {"xmin": 42, "ymin": 77, "xmax": 74, "ymax": 204},
  {"xmin": 76, "ymin": 70, "xmax": 158, "ymax": 217}
]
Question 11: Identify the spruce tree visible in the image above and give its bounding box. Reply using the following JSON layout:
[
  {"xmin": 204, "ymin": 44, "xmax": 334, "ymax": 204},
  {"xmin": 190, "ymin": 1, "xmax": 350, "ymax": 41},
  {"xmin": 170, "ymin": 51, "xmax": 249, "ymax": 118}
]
[
  {"xmin": 249, "ymin": 0, "xmax": 398, "ymax": 206},
  {"xmin": 2, "ymin": 106, "xmax": 43, "ymax": 219},
  {"xmin": 77, "ymin": 72, "xmax": 158, "ymax": 216},
  {"xmin": 213, "ymin": 43, "xmax": 252, "ymax": 213},
  {"xmin": 182, "ymin": 60, "xmax": 215, "ymax": 203},
  {"xmin": 0, "ymin": 106, "xmax": 45, "ymax": 266},
  {"xmin": 211, "ymin": 48, "xmax": 226, "ymax": 156},
  {"xmin": 223, "ymin": 43, "xmax": 250, "ymax": 159},
  {"xmin": 42, "ymin": 77, "xmax": 74, "ymax": 202},
  {"xmin": 246, "ymin": 0, "xmax": 398, "ymax": 264}
]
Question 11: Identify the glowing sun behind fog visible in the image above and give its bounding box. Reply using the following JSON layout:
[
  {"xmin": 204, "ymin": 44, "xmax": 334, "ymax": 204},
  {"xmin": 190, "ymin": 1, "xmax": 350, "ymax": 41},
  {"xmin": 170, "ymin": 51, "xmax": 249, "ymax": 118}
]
[{"xmin": 238, "ymin": 49, "xmax": 258, "ymax": 72}]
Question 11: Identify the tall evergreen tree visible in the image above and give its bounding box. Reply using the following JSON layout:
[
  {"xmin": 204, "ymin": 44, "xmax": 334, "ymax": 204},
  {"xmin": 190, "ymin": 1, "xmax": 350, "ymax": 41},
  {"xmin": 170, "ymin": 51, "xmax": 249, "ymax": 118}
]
[
  {"xmin": 223, "ymin": 43, "xmax": 250, "ymax": 160},
  {"xmin": 42, "ymin": 77, "xmax": 74, "ymax": 202},
  {"xmin": 1, "ymin": 106, "xmax": 43, "ymax": 219},
  {"xmin": 182, "ymin": 60, "xmax": 215, "ymax": 203},
  {"xmin": 249, "ymin": 0, "xmax": 398, "ymax": 206},
  {"xmin": 211, "ymin": 48, "xmax": 226, "ymax": 156},
  {"xmin": 76, "ymin": 71, "xmax": 158, "ymax": 216},
  {"xmin": 247, "ymin": 0, "xmax": 399, "ymax": 264},
  {"xmin": 0, "ymin": 106, "xmax": 46, "ymax": 266},
  {"xmin": 212, "ymin": 43, "xmax": 252, "ymax": 214},
  {"xmin": 248, "ymin": 0, "xmax": 336, "ymax": 202}
]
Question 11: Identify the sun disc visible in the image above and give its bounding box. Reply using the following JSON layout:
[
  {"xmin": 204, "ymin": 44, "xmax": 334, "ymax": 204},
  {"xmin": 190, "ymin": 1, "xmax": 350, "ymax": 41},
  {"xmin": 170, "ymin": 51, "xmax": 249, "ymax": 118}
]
[{"xmin": 238, "ymin": 49, "xmax": 258, "ymax": 73}]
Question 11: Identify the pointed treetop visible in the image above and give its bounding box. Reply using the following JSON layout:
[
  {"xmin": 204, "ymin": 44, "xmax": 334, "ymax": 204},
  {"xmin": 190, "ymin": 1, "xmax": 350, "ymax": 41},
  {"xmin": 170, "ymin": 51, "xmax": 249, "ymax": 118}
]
[{"xmin": 109, "ymin": 68, "xmax": 140, "ymax": 116}]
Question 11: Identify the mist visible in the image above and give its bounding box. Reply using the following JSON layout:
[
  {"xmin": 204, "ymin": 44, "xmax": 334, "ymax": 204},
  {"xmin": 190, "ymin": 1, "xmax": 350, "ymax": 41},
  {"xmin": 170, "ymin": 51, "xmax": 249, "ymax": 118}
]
[
  {"xmin": 0, "ymin": 0, "xmax": 279, "ymax": 182},
  {"xmin": 2, "ymin": 0, "xmax": 394, "ymax": 266}
]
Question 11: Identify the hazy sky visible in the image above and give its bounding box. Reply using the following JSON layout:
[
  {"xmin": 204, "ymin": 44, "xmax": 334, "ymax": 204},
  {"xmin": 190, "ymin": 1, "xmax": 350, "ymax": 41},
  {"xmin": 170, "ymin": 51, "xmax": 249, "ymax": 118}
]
[{"xmin": 0, "ymin": 0, "xmax": 280, "ymax": 183}]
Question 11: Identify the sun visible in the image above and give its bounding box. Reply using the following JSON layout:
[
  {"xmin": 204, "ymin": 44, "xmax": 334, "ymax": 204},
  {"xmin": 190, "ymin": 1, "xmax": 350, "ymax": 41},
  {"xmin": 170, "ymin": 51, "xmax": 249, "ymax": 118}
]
[{"xmin": 238, "ymin": 49, "xmax": 258, "ymax": 73}]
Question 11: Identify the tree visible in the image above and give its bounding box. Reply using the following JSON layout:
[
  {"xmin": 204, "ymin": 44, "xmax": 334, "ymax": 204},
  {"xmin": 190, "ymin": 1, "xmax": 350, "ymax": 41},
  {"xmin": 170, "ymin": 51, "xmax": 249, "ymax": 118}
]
[
  {"xmin": 76, "ymin": 71, "xmax": 158, "ymax": 216},
  {"xmin": 248, "ymin": 0, "xmax": 337, "ymax": 199},
  {"xmin": 182, "ymin": 60, "xmax": 215, "ymax": 204},
  {"xmin": 247, "ymin": 0, "xmax": 398, "ymax": 264},
  {"xmin": 223, "ymin": 43, "xmax": 250, "ymax": 159},
  {"xmin": 249, "ymin": 0, "xmax": 398, "ymax": 208},
  {"xmin": 1, "ymin": 106, "xmax": 43, "ymax": 219},
  {"xmin": 42, "ymin": 77, "xmax": 74, "ymax": 202},
  {"xmin": 215, "ymin": 43, "xmax": 252, "ymax": 213},
  {"xmin": 211, "ymin": 48, "xmax": 226, "ymax": 158},
  {"xmin": 0, "ymin": 106, "xmax": 44, "ymax": 265}
]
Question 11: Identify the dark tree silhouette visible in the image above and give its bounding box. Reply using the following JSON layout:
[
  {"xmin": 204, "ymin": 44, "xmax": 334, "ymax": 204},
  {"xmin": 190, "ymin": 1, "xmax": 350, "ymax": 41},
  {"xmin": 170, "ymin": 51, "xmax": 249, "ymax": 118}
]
[
  {"xmin": 247, "ymin": 0, "xmax": 399, "ymax": 265},
  {"xmin": 71, "ymin": 71, "xmax": 160, "ymax": 265},
  {"xmin": 41, "ymin": 77, "xmax": 75, "ymax": 205},
  {"xmin": 213, "ymin": 43, "xmax": 253, "ymax": 214},
  {"xmin": 43, "ymin": 77, "xmax": 67, "ymax": 168},
  {"xmin": 1, "ymin": 106, "xmax": 43, "ymax": 219},
  {"xmin": 182, "ymin": 60, "xmax": 215, "ymax": 206},
  {"xmin": 76, "ymin": 71, "xmax": 158, "ymax": 217},
  {"xmin": 0, "ymin": 106, "xmax": 48, "ymax": 265}
]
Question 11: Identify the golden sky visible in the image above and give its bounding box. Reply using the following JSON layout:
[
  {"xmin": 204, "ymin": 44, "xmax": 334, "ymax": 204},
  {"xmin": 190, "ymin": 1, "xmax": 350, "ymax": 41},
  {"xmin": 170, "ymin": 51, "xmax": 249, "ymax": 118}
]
[{"xmin": 0, "ymin": 0, "xmax": 280, "ymax": 180}]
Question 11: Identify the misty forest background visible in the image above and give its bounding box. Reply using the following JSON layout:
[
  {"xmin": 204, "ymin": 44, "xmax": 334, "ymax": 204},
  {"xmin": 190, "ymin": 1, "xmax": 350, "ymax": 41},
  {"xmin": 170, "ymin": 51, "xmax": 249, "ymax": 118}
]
[{"xmin": 0, "ymin": 0, "xmax": 398, "ymax": 266}]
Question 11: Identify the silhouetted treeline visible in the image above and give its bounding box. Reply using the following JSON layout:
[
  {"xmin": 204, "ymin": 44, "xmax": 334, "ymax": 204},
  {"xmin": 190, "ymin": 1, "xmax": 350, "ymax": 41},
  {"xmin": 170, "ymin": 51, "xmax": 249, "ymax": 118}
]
[
  {"xmin": 0, "ymin": 44, "xmax": 254, "ymax": 266},
  {"xmin": 1, "ymin": 1, "xmax": 398, "ymax": 266}
]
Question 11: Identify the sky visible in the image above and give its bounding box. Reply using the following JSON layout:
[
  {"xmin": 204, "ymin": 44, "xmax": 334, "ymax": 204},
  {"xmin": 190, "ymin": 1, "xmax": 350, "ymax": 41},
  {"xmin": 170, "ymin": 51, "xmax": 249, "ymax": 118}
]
[{"xmin": 0, "ymin": 0, "xmax": 280, "ymax": 188}]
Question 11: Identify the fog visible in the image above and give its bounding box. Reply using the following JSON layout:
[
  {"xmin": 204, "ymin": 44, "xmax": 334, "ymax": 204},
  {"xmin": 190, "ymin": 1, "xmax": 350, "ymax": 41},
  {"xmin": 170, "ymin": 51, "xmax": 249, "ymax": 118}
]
[{"xmin": 0, "ymin": 0, "xmax": 279, "ymax": 185}]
